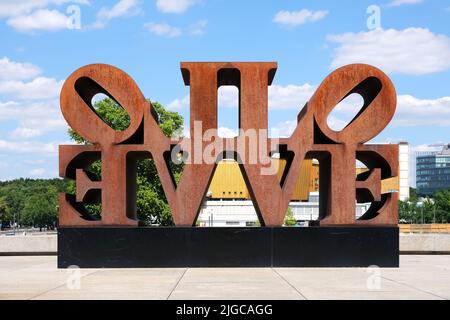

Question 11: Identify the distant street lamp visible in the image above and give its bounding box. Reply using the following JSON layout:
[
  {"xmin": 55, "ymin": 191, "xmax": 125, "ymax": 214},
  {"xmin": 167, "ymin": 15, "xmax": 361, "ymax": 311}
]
[
  {"xmin": 13, "ymin": 211, "xmax": 16, "ymax": 235},
  {"xmin": 433, "ymin": 206, "xmax": 436, "ymax": 224},
  {"xmin": 421, "ymin": 206, "xmax": 424, "ymax": 225}
]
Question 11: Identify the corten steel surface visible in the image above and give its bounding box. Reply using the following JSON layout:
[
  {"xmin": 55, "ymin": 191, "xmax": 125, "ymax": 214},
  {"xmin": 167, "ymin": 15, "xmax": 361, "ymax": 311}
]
[{"xmin": 59, "ymin": 62, "xmax": 398, "ymax": 227}]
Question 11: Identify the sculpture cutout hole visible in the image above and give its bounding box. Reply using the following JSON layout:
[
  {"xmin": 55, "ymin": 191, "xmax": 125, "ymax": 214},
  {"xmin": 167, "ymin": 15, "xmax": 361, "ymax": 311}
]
[
  {"xmin": 356, "ymin": 151, "xmax": 392, "ymax": 220},
  {"xmin": 217, "ymin": 85, "xmax": 239, "ymax": 138},
  {"xmin": 164, "ymin": 146, "xmax": 187, "ymax": 189},
  {"xmin": 126, "ymin": 151, "xmax": 174, "ymax": 226},
  {"xmin": 282, "ymin": 157, "xmax": 320, "ymax": 227},
  {"xmin": 74, "ymin": 77, "xmax": 131, "ymax": 133},
  {"xmin": 355, "ymin": 159, "xmax": 372, "ymax": 219},
  {"xmin": 273, "ymin": 144, "xmax": 294, "ymax": 188},
  {"xmin": 304, "ymin": 151, "xmax": 332, "ymax": 223},
  {"xmin": 196, "ymin": 154, "xmax": 262, "ymax": 227},
  {"xmin": 91, "ymin": 93, "xmax": 108, "ymax": 106},
  {"xmin": 66, "ymin": 152, "xmax": 102, "ymax": 221},
  {"xmin": 326, "ymin": 93, "xmax": 364, "ymax": 131}
]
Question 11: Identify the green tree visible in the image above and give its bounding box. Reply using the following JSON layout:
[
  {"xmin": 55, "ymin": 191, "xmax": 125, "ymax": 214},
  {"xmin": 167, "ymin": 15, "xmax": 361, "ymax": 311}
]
[
  {"xmin": 421, "ymin": 198, "xmax": 436, "ymax": 223},
  {"xmin": 0, "ymin": 178, "xmax": 68, "ymax": 228},
  {"xmin": 21, "ymin": 190, "xmax": 58, "ymax": 230},
  {"xmin": 398, "ymin": 200, "xmax": 417, "ymax": 223},
  {"xmin": 433, "ymin": 189, "xmax": 450, "ymax": 223},
  {"xmin": 284, "ymin": 207, "xmax": 297, "ymax": 226},
  {"xmin": 399, "ymin": 196, "xmax": 443, "ymax": 224},
  {"xmin": 0, "ymin": 197, "xmax": 11, "ymax": 227},
  {"xmin": 68, "ymin": 98, "xmax": 184, "ymax": 226}
]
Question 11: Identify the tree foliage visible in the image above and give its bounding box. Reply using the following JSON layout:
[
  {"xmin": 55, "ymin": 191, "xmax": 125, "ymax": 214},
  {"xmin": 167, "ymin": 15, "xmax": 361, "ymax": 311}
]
[
  {"xmin": 0, "ymin": 196, "xmax": 11, "ymax": 226},
  {"xmin": 0, "ymin": 179, "xmax": 67, "ymax": 228},
  {"xmin": 398, "ymin": 188, "xmax": 450, "ymax": 223},
  {"xmin": 68, "ymin": 98, "xmax": 184, "ymax": 226},
  {"xmin": 284, "ymin": 207, "xmax": 297, "ymax": 226},
  {"xmin": 22, "ymin": 190, "xmax": 58, "ymax": 230}
]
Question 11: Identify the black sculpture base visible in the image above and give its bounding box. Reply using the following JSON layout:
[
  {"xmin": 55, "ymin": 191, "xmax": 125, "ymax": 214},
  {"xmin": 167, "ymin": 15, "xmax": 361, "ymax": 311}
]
[{"xmin": 58, "ymin": 226, "xmax": 399, "ymax": 268}]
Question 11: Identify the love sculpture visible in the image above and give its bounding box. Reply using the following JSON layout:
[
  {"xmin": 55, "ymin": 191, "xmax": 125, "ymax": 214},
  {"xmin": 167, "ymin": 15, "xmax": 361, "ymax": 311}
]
[{"xmin": 58, "ymin": 62, "xmax": 399, "ymax": 268}]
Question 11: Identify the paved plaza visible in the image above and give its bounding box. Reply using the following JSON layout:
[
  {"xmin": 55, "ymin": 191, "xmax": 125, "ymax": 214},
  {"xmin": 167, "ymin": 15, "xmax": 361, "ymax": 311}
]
[{"xmin": 0, "ymin": 255, "xmax": 449, "ymax": 300}]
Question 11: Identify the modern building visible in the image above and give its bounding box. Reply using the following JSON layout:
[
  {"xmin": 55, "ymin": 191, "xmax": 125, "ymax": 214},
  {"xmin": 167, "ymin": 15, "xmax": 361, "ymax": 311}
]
[
  {"xmin": 206, "ymin": 158, "xmax": 319, "ymax": 201},
  {"xmin": 416, "ymin": 143, "xmax": 450, "ymax": 196},
  {"xmin": 198, "ymin": 143, "xmax": 405, "ymax": 225},
  {"xmin": 198, "ymin": 193, "xmax": 371, "ymax": 227},
  {"xmin": 399, "ymin": 142, "xmax": 410, "ymax": 201}
]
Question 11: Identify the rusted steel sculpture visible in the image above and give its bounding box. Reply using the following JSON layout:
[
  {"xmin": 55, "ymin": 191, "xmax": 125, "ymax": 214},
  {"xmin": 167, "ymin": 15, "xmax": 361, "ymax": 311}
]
[{"xmin": 59, "ymin": 62, "xmax": 398, "ymax": 227}]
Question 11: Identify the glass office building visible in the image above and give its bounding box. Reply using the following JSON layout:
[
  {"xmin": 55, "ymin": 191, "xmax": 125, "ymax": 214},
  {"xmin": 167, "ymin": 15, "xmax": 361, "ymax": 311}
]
[{"xmin": 416, "ymin": 144, "xmax": 450, "ymax": 196}]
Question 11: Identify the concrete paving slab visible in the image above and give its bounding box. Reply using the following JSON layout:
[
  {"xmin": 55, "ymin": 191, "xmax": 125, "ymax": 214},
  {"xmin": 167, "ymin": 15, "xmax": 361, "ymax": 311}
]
[
  {"xmin": 168, "ymin": 281, "xmax": 304, "ymax": 300},
  {"xmin": 34, "ymin": 268, "xmax": 186, "ymax": 300},
  {"xmin": 180, "ymin": 268, "xmax": 283, "ymax": 283},
  {"xmin": 0, "ymin": 261, "xmax": 97, "ymax": 300},
  {"xmin": 168, "ymin": 267, "xmax": 305, "ymax": 300},
  {"xmin": 0, "ymin": 255, "xmax": 448, "ymax": 300},
  {"xmin": 298, "ymin": 288, "xmax": 441, "ymax": 300},
  {"xmin": 381, "ymin": 256, "xmax": 450, "ymax": 299},
  {"xmin": 0, "ymin": 255, "xmax": 54, "ymax": 273}
]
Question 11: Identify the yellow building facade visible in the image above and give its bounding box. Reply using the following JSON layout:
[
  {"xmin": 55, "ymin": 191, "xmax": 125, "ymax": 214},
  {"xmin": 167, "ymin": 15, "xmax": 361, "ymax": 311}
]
[
  {"xmin": 208, "ymin": 159, "xmax": 319, "ymax": 201},
  {"xmin": 208, "ymin": 160, "xmax": 397, "ymax": 201}
]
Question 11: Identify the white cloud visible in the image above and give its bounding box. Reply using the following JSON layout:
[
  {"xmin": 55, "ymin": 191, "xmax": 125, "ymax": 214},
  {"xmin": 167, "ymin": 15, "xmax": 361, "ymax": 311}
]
[
  {"xmin": 166, "ymin": 82, "xmax": 450, "ymax": 132},
  {"xmin": 7, "ymin": 9, "xmax": 71, "ymax": 32},
  {"xmin": 328, "ymin": 28, "xmax": 450, "ymax": 75},
  {"xmin": 268, "ymin": 93, "xmax": 450, "ymax": 136},
  {"xmin": 326, "ymin": 115, "xmax": 349, "ymax": 131},
  {"xmin": 315, "ymin": 90, "xmax": 450, "ymax": 128},
  {"xmin": 0, "ymin": 57, "xmax": 70, "ymax": 180},
  {"xmin": 273, "ymin": 9, "xmax": 328, "ymax": 27},
  {"xmin": 0, "ymin": 100, "xmax": 66, "ymax": 139},
  {"xmin": 0, "ymin": 139, "xmax": 57, "ymax": 154},
  {"xmin": 387, "ymin": 0, "xmax": 422, "ymax": 7},
  {"xmin": 0, "ymin": 57, "xmax": 66, "ymax": 141},
  {"xmin": 167, "ymin": 83, "xmax": 317, "ymax": 111},
  {"xmin": 144, "ymin": 22, "xmax": 182, "ymax": 37},
  {"xmin": 96, "ymin": 0, "xmax": 142, "ymax": 27},
  {"xmin": 155, "ymin": 0, "xmax": 199, "ymax": 14},
  {"xmin": 324, "ymin": 93, "xmax": 365, "ymax": 130},
  {"xmin": 218, "ymin": 86, "xmax": 238, "ymax": 108},
  {"xmin": 12, "ymin": 128, "xmax": 43, "ymax": 139},
  {"xmin": 320, "ymin": 92, "xmax": 450, "ymax": 128},
  {"xmin": 0, "ymin": 77, "xmax": 63, "ymax": 100},
  {"xmin": 188, "ymin": 19, "xmax": 207, "ymax": 36},
  {"xmin": 393, "ymin": 95, "xmax": 450, "ymax": 127},
  {"xmin": 412, "ymin": 144, "xmax": 443, "ymax": 153},
  {"xmin": 270, "ymin": 120, "xmax": 296, "ymax": 138},
  {"xmin": 217, "ymin": 127, "xmax": 237, "ymax": 138},
  {"xmin": 11, "ymin": 117, "xmax": 66, "ymax": 139},
  {"xmin": 268, "ymin": 84, "xmax": 316, "ymax": 109},
  {"xmin": 167, "ymin": 94, "xmax": 189, "ymax": 110},
  {"xmin": 0, "ymin": 0, "xmax": 88, "ymax": 18},
  {"xmin": 30, "ymin": 168, "xmax": 45, "ymax": 176},
  {"xmin": 98, "ymin": 0, "xmax": 141, "ymax": 20},
  {"xmin": 269, "ymin": 117, "xmax": 346, "ymax": 138},
  {"xmin": 0, "ymin": 57, "xmax": 41, "ymax": 80},
  {"xmin": 143, "ymin": 19, "xmax": 207, "ymax": 39}
]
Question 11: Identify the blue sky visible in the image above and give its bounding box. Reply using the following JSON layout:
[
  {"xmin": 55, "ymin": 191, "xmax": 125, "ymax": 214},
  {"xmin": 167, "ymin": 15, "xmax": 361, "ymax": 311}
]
[{"xmin": 0, "ymin": 0, "xmax": 449, "ymax": 184}]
